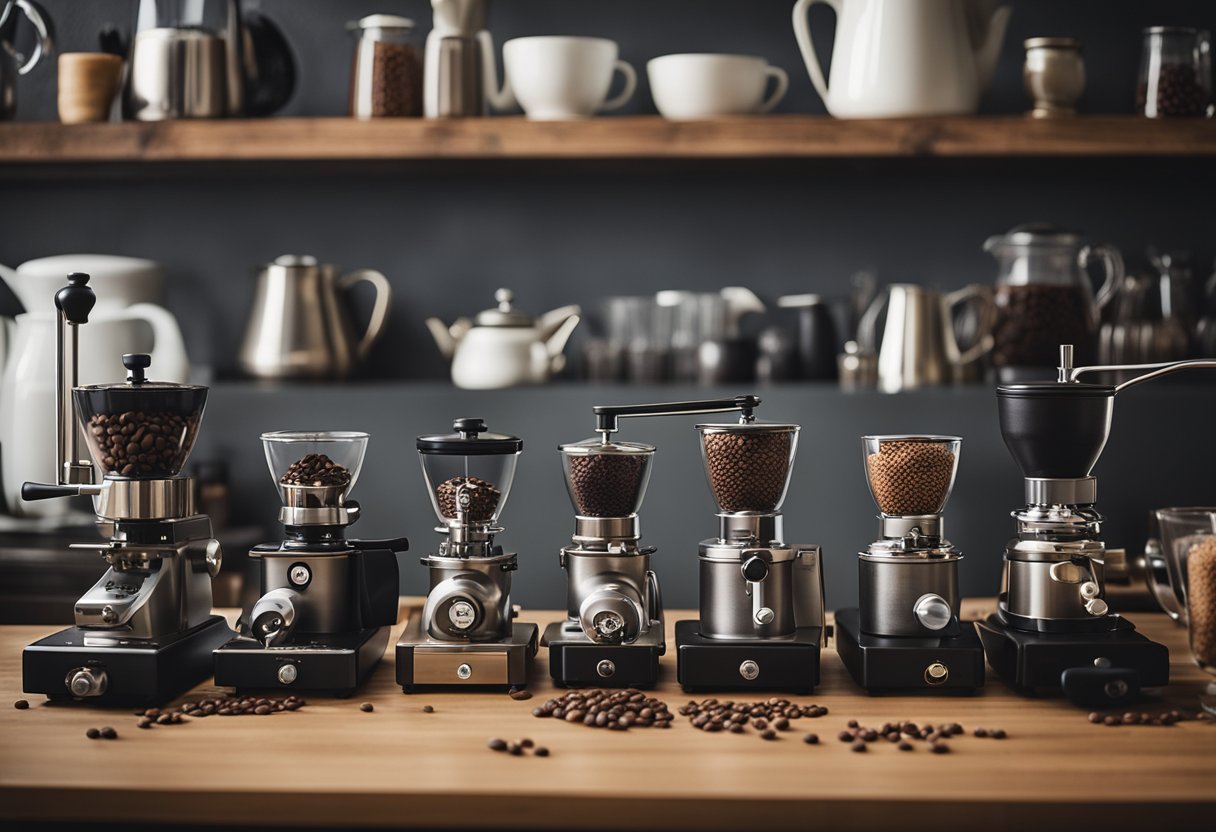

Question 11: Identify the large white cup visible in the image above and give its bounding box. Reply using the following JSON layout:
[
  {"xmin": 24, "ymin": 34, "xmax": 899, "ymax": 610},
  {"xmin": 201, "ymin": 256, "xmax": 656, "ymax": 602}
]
[
  {"xmin": 503, "ymin": 36, "xmax": 636, "ymax": 120},
  {"xmin": 648, "ymin": 53, "xmax": 788, "ymax": 120}
]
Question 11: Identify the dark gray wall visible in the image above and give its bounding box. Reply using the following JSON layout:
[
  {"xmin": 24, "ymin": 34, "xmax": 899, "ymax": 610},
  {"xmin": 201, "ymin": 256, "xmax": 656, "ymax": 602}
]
[{"xmin": 2, "ymin": 1, "xmax": 1215, "ymax": 610}]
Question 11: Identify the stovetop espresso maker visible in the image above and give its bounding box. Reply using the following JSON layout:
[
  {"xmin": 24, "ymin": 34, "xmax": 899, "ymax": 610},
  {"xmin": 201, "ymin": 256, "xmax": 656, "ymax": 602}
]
[
  {"xmin": 674, "ymin": 396, "xmax": 826, "ymax": 692},
  {"xmin": 213, "ymin": 431, "xmax": 407, "ymax": 696},
  {"xmin": 836, "ymin": 435, "xmax": 986, "ymax": 692},
  {"xmin": 397, "ymin": 418, "xmax": 537, "ymax": 690},
  {"xmin": 21, "ymin": 273, "xmax": 233, "ymax": 706},
  {"xmin": 978, "ymin": 345, "xmax": 1216, "ymax": 706}
]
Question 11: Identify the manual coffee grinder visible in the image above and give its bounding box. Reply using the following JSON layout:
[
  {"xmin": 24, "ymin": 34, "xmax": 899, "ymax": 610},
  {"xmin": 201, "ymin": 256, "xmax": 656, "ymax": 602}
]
[
  {"xmin": 835, "ymin": 435, "xmax": 985, "ymax": 693},
  {"xmin": 21, "ymin": 273, "xmax": 232, "ymax": 706},
  {"xmin": 397, "ymin": 418, "xmax": 537, "ymax": 690},
  {"xmin": 978, "ymin": 345, "xmax": 1216, "ymax": 706},
  {"xmin": 213, "ymin": 431, "xmax": 406, "ymax": 696},
  {"xmin": 546, "ymin": 399, "xmax": 762, "ymax": 688},
  {"xmin": 676, "ymin": 400, "xmax": 826, "ymax": 693}
]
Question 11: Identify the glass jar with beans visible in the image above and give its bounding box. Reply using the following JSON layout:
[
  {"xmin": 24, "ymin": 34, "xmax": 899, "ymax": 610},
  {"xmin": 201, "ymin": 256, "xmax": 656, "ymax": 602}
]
[
  {"xmin": 1137, "ymin": 27, "xmax": 1212, "ymax": 118},
  {"xmin": 560, "ymin": 438, "xmax": 655, "ymax": 519},
  {"xmin": 348, "ymin": 14, "xmax": 423, "ymax": 118},
  {"xmin": 417, "ymin": 418, "xmax": 523, "ymax": 528}
]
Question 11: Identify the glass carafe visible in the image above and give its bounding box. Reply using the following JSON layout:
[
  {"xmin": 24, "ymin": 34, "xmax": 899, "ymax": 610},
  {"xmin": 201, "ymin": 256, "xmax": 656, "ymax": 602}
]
[{"xmin": 983, "ymin": 224, "xmax": 1123, "ymax": 376}]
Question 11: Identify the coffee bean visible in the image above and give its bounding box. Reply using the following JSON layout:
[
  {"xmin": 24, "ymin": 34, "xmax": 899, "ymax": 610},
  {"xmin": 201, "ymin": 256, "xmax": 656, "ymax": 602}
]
[
  {"xmin": 360, "ymin": 703, "xmax": 374, "ymax": 713},
  {"xmin": 100, "ymin": 727, "xmax": 117, "ymax": 740},
  {"xmin": 1103, "ymin": 716, "xmax": 1119, "ymax": 726},
  {"xmin": 534, "ymin": 746, "xmax": 550, "ymax": 757},
  {"xmin": 488, "ymin": 738, "xmax": 507, "ymax": 752},
  {"xmin": 973, "ymin": 728, "xmax": 988, "ymax": 737},
  {"xmin": 535, "ymin": 689, "xmax": 669, "ymax": 731},
  {"xmin": 1138, "ymin": 62, "xmax": 1210, "ymax": 117},
  {"xmin": 862, "ymin": 730, "xmax": 878, "ymax": 742},
  {"xmin": 774, "ymin": 717, "xmax": 790, "ymax": 731},
  {"xmin": 363, "ymin": 39, "xmax": 422, "ymax": 117},
  {"xmin": 565, "ymin": 452, "xmax": 650, "ymax": 517},
  {"xmin": 508, "ymin": 744, "xmax": 524, "ymax": 756},
  {"xmin": 1088, "ymin": 712, "xmax": 1102, "ymax": 724},
  {"xmin": 702, "ymin": 429, "xmax": 793, "ymax": 512},
  {"xmin": 866, "ymin": 439, "xmax": 956, "ymax": 515},
  {"xmin": 520, "ymin": 738, "xmax": 534, "ymax": 749},
  {"xmin": 803, "ymin": 733, "xmax": 819, "ymax": 745},
  {"xmin": 86, "ymin": 728, "xmax": 101, "ymax": 739},
  {"xmin": 84, "ymin": 409, "xmax": 199, "ymax": 479},
  {"xmin": 991, "ymin": 729, "xmax": 1007, "ymax": 739},
  {"xmin": 280, "ymin": 453, "xmax": 353, "ymax": 489},
  {"xmin": 13, "ymin": 700, "xmax": 28, "ymax": 710},
  {"xmin": 994, "ymin": 284, "xmax": 1096, "ymax": 369},
  {"xmin": 930, "ymin": 742, "xmax": 950, "ymax": 754},
  {"xmin": 422, "ymin": 705, "xmax": 434, "ymax": 713},
  {"xmin": 851, "ymin": 741, "xmax": 867, "ymax": 753},
  {"xmin": 838, "ymin": 731, "xmax": 854, "ymax": 742},
  {"xmin": 137, "ymin": 718, "xmax": 153, "ymax": 729},
  {"xmin": 899, "ymin": 741, "xmax": 914, "ymax": 751},
  {"xmin": 509, "ymin": 689, "xmax": 533, "ymax": 701}
]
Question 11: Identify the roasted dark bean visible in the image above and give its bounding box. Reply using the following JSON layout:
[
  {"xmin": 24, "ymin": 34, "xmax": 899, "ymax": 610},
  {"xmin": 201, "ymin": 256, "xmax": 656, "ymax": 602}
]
[
  {"xmin": 100, "ymin": 726, "xmax": 117, "ymax": 740},
  {"xmin": 866, "ymin": 439, "xmax": 956, "ymax": 515},
  {"xmin": 13, "ymin": 700, "xmax": 29, "ymax": 710},
  {"xmin": 422, "ymin": 705, "xmax": 435, "ymax": 713},
  {"xmin": 701, "ymin": 430, "xmax": 792, "ymax": 512},
  {"xmin": 435, "ymin": 476, "xmax": 500, "ymax": 521},
  {"xmin": 488, "ymin": 738, "xmax": 508, "ymax": 752},
  {"xmin": 360, "ymin": 703, "xmax": 374, "ymax": 713},
  {"xmin": 803, "ymin": 733, "xmax": 819, "ymax": 745},
  {"xmin": 565, "ymin": 452, "xmax": 649, "ymax": 517},
  {"xmin": 86, "ymin": 727, "xmax": 101, "ymax": 739}
]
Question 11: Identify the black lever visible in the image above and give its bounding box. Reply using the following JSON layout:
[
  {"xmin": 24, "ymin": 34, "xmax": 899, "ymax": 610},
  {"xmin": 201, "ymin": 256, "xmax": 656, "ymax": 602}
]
[
  {"xmin": 55, "ymin": 272, "xmax": 96, "ymax": 323},
  {"xmin": 350, "ymin": 536, "xmax": 410, "ymax": 554},
  {"xmin": 22, "ymin": 482, "xmax": 83, "ymax": 501},
  {"xmin": 593, "ymin": 395, "xmax": 761, "ymax": 434}
]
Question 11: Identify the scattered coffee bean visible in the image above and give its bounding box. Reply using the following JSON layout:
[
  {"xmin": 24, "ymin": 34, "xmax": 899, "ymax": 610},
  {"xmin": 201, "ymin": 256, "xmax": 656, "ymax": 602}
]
[
  {"xmin": 86, "ymin": 728, "xmax": 101, "ymax": 740},
  {"xmin": 973, "ymin": 728, "xmax": 988, "ymax": 737},
  {"xmin": 1104, "ymin": 716, "xmax": 1120, "ymax": 726},
  {"xmin": 360, "ymin": 703, "xmax": 374, "ymax": 713},
  {"xmin": 100, "ymin": 727, "xmax": 117, "ymax": 740},
  {"xmin": 930, "ymin": 742, "xmax": 950, "ymax": 754},
  {"xmin": 899, "ymin": 741, "xmax": 914, "ymax": 751},
  {"xmin": 509, "ymin": 689, "xmax": 533, "ymax": 701},
  {"xmin": 991, "ymin": 729, "xmax": 1007, "ymax": 739},
  {"xmin": 838, "ymin": 731, "xmax": 854, "ymax": 742},
  {"xmin": 761, "ymin": 729, "xmax": 778, "ymax": 741},
  {"xmin": 1088, "ymin": 712, "xmax": 1102, "ymax": 724},
  {"xmin": 508, "ymin": 743, "xmax": 524, "ymax": 756},
  {"xmin": 280, "ymin": 453, "xmax": 352, "ymax": 489},
  {"xmin": 536, "ymin": 689, "xmax": 670, "ymax": 730},
  {"xmin": 803, "ymin": 733, "xmax": 819, "ymax": 745},
  {"xmin": 137, "ymin": 718, "xmax": 154, "ymax": 729},
  {"xmin": 851, "ymin": 741, "xmax": 867, "ymax": 753},
  {"xmin": 488, "ymin": 738, "xmax": 507, "ymax": 752},
  {"xmin": 13, "ymin": 699, "xmax": 29, "ymax": 710},
  {"xmin": 520, "ymin": 738, "xmax": 534, "ymax": 748},
  {"xmin": 774, "ymin": 717, "xmax": 790, "ymax": 731},
  {"xmin": 422, "ymin": 705, "xmax": 434, "ymax": 713},
  {"xmin": 534, "ymin": 746, "xmax": 550, "ymax": 757}
]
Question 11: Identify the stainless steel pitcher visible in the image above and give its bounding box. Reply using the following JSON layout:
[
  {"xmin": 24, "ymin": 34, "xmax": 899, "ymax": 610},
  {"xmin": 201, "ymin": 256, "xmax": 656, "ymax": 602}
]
[
  {"xmin": 0, "ymin": 0, "xmax": 52, "ymax": 120},
  {"xmin": 859, "ymin": 283, "xmax": 995, "ymax": 392},
  {"xmin": 238, "ymin": 255, "xmax": 391, "ymax": 380}
]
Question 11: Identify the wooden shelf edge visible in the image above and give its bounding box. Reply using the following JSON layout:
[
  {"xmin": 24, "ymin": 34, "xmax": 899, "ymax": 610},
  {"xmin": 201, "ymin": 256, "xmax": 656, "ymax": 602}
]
[{"xmin": 2, "ymin": 115, "xmax": 1215, "ymax": 164}]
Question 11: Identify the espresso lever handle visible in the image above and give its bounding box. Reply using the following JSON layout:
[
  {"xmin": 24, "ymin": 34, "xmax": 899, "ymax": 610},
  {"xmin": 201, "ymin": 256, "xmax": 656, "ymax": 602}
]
[
  {"xmin": 21, "ymin": 482, "xmax": 102, "ymax": 501},
  {"xmin": 593, "ymin": 395, "xmax": 760, "ymax": 434}
]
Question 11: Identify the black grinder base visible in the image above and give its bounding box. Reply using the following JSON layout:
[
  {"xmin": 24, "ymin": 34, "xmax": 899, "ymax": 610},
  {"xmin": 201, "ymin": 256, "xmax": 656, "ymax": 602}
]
[
  {"xmin": 213, "ymin": 626, "xmax": 389, "ymax": 697},
  {"xmin": 24, "ymin": 615, "xmax": 234, "ymax": 707},
  {"xmin": 834, "ymin": 608, "xmax": 985, "ymax": 694},
  {"xmin": 976, "ymin": 612, "xmax": 1169, "ymax": 707},
  {"xmin": 675, "ymin": 620, "xmax": 821, "ymax": 693},
  {"xmin": 397, "ymin": 617, "xmax": 538, "ymax": 691},
  {"xmin": 542, "ymin": 620, "xmax": 665, "ymax": 689}
]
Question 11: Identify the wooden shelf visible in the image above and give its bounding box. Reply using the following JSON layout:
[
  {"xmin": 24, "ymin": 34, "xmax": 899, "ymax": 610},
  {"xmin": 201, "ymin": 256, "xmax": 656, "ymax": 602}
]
[{"xmin": 2, "ymin": 115, "xmax": 1215, "ymax": 166}]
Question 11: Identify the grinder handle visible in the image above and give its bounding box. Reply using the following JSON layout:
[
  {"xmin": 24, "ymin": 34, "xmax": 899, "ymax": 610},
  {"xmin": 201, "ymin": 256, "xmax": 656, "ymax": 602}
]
[
  {"xmin": 593, "ymin": 395, "xmax": 760, "ymax": 434},
  {"xmin": 21, "ymin": 482, "xmax": 101, "ymax": 501},
  {"xmin": 349, "ymin": 536, "xmax": 410, "ymax": 553}
]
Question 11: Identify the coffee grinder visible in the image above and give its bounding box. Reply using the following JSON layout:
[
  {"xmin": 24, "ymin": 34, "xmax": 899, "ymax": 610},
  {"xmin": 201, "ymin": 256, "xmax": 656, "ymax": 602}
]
[
  {"xmin": 21, "ymin": 272, "xmax": 232, "ymax": 706},
  {"xmin": 676, "ymin": 399, "xmax": 826, "ymax": 693},
  {"xmin": 397, "ymin": 418, "xmax": 537, "ymax": 690},
  {"xmin": 214, "ymin": 431, "xmax": 406, "ymax": 696},
  {"xmin": 978, "ymin": 345, "xmax": 1216, "ymax": 706},
  {"xmin": 545, "ymin": 400, "xmax": 761, "ymax": 688},
  {"xmin": 835, "ymin": 435, "xmax": 985, "ymax": 693}
]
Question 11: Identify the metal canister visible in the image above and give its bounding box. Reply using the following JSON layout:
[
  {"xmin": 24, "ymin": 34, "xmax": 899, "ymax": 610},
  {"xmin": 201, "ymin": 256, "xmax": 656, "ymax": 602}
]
[{"xmin": 858, "ymin": 552, "xmax": 960, "ymax": 636}]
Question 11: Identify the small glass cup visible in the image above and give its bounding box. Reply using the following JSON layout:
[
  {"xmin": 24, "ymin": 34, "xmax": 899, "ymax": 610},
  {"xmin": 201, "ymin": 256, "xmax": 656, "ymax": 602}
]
[
  {"xmin": 1137, "ymin": 27, "xmax": 1212, "ymax": 118},
  {"xmin": 262, "ymin": 431, "xmax": 368, "ymax": 509},
  {"xmin": 1155, "ymin": 507, "xmax": 1216, "ymax": 715}
]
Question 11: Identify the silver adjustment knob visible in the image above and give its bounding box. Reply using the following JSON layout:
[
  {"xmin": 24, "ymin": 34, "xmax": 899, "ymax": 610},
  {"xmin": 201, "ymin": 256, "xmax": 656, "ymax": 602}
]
[
  {"xmin": 924, "ymin": 662, "xmax": 949, "ymax": 685},
  {"xmin": 1080, "ymin": 582, "xmax": 1108, "ymax": 616},
  {"xmin": 739, "ymin": 660, "xmax": 760, "ymax": 681},
  {"xmin": 277, "ymin": 664, "xmax": 298, "ymax": 685},
  {"xmin": 65, "ymin": 667, "xmax": 107, "ymax": 698},
  {"xmin": 288, "ymin": 564, "xmax": 311, "ymax": 587},
  {"xmin": 596, "ymin": 659, "xmax": 616, "ymax": 678},
  {"xmin": 456, "ymin": 663, "xmax": 472, "ymax": 680},
  {"xmin": 449, "ymin": 600, "xmax": 476, "ymax": 630},
  {"xmin": 593, "ymin": 611, "xmax": 625, "ymax": 638},
  {"xmin": 101, "ymin": 605, "xmax": 117, "ymax": 625},
  {"xmin": 754, "ymin": 607, "xmax": 775, "ymax": 625},
  {"xmin": 204, "ymin": 540, "xmax": 222, "ymax": 577},
  {"xmin": 913, "ymin": 593, "xmax": 952, "ymax": 631},
  {"xmin": 1085, "ymin": 597, "xmax": 1109, "ymax": 616}
]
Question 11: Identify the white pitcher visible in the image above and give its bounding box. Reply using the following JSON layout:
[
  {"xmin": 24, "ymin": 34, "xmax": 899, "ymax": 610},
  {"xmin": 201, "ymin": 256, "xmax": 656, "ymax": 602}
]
[
  {"xmin": 0, "ymin": 307, "xmax": 190, "ymax": 516},
  {"xmin": 792, "ymin": 0, "xmax": 1011, "ymax": 118}
]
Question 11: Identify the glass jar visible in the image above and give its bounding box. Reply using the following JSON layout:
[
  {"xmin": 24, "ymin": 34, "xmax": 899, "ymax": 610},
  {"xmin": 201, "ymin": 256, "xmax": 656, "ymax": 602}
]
[
  {"xmin": 417, "ymin": 418, "xmax": 521, "ymax": 527},
  {"xmin": 1137, "ymin": 27, "xmax": 1212, "ymax": 118},
  {"xmin": 983, "ymin": 224, "xmax": 1123, "ymax": 375},
  {"xmin": 348, "ymin": 14, "xmax": 422, "ymax": 118},
  {"xmin": 696, "ymin": 422, "xmax": 799, "ymax": 514},
  {"xmin": 559, "ymin": 438, "xmax": 654, "ymax": 518}
]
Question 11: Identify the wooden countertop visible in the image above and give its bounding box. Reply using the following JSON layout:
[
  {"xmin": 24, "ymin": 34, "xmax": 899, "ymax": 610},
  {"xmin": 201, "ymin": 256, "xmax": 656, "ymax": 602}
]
[{"xmin": 1, "ymin": 599, "xmax": 1213, "ymax": 831}]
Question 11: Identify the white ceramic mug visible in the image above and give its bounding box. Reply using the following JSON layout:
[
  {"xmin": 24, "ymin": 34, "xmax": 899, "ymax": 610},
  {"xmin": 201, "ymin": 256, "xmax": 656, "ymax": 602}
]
[
  {"xmin": 648, "ymin": 54, "xmax": 789, "ymax": 120},
  {"xmin": 503, "ymin": 36, "xmax": 636, "ymax": 120}
]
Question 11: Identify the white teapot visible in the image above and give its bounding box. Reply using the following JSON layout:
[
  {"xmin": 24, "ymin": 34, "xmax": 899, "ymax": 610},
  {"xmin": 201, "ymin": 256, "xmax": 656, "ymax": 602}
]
[
  {"xmin": 793, "ymin": 0, "xmax": 1011, "ymax": 118},
  {"xmin": 427, "ymin": 289, "xmax": 580, "ymax": 389}
]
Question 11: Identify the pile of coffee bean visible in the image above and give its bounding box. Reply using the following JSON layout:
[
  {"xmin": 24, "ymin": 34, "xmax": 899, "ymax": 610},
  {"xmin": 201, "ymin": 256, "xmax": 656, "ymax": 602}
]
[
  {"xmin": 679, "ymin": 698, "xmax": 828, "ymax": 736},
  {"xmin": 1186, "ymin": 537, "xmax": 1216, "ymax": 666},
  {"xmin": 865, "ymin": 440, "xmax": 956, "ymax": 516},
  {"xmin": 1137, "ymin": 63, "xmax": 1210, "ymax": 117},
  {"xmin": 565, "ymin": 452, "xmax": 649, "ymax": 517},
  {"xmin": 135, "ymin": 695, "xmax": 304, "ymax": 727},
  {"xmin": 280, "ymin": 453, "xmax": 352, "ymax": 488},
  {"xmin": 365, "ymin": 40, "xmax": 422, "ymax": 117},
  {"xmin": 86, "ymin": 410, "xmax": 198, "ymax": 477},
  {"xmin": 993, "ymin": 284, "xmax": 1094, "ymax": 369},
  {"xmin": 86, "ymin": 726, "xmax": 118, "ymax": 740},
  {"xmin": 702, "ymin": 429, "xmax": 793, "ymax": 512},
  {"xmin": 488, "ymin": 737, "xmax": 549, "ymax": 757},
  {"xmin": 435, "ymin": 475, "xmax": 501, "ymax": 521},
  {"xmin": 1088, "ymin": 709, "xmax": 1187, "ymax": 727},
  {"xmin": 532, "ymin": 689, "xmax": 672, "ymax": 729},
  {"xmin": 837, "ymin": 719, "xmax": 974, "ymax": 753}
]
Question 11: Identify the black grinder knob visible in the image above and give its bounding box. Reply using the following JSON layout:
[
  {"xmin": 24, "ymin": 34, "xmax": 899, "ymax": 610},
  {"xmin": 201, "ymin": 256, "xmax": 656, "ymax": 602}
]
[
  {"xmin": 123, "ymin": 353, "xmax": 152, "ymax": 383},
  {"xmin": 55, "ymin": 272, "xmax": 96, "ymax": 323}
]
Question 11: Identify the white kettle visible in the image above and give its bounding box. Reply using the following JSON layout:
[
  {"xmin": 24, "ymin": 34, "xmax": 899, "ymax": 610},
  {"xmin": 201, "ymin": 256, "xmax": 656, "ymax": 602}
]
[
  {"xmin": 793, "ymin": 0, "xmax": 1011, "ymax": 118},
  {"xmin": 427, "ymin": 288, "xmax": 580, "ymax": 389}
]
